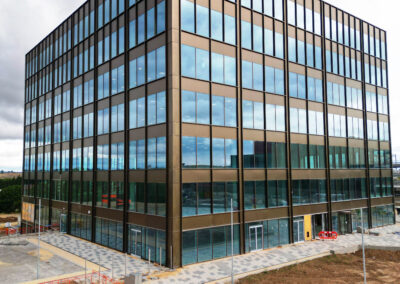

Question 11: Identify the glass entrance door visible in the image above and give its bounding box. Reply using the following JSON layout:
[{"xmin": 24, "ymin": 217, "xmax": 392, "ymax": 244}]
[
  {"xmin": 293, "ymin": 217, "xmax": 304, "ymax": 243},
  {"xmin": 312, "ymin": 214, "xmax": 327, "ymax": 239},
  {"xmin": 338, "ymin": 212, "xmax": 352, "ymax": 234},
  {"xmin": 130, "ymin": 229, "xmax": 142, "ymax": 257},
  {"xmin": 249, "ymin": 225, "xmax": 263, "ymax": 251},
  {"xmin": 60, "ymin": 214, "xmax": 67, "ymax": 233}
]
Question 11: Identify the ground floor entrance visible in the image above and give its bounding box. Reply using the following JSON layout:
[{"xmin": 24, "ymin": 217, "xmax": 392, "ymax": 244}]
[
  {"xmin": 60, "ymin": 213, "xmax": 67, "ymax": 233},
  {"xmin": 293, "ymin": 217, "xmax": 304, "ymax": 243},
  {"xmin": 130, "ymin": 228, "xmax": 143, "ymax": 257},
  {"xmin": 249, "ymin": 225, "xmax": 263, "ymax": 251}
]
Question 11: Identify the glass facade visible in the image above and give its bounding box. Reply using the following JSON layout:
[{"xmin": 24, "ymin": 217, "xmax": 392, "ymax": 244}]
[{"xmin": 23, "ymin": 0, "xmax": 393, "ymax": 268}]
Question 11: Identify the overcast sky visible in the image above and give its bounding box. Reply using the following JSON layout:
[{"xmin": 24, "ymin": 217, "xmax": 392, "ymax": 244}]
[{"xmin": 0, "ymin": 0, "xmax": 399, "ymax": 171}]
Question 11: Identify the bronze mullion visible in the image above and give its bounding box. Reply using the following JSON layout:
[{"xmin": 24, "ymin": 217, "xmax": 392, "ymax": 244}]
[{"xmin": 283, "ymin": 0, "xmax": 295, "ymax": 244}]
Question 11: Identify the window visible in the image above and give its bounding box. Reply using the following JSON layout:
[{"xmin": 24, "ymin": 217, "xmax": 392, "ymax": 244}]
[
  {"xmin": 111, "ymin": 65, "xmax": 124, "ymax": 95},
  {"xmin": 111, "ymin": 143, "xmax": 124, "ymax": 170},
  {"xmin": 147, "ymin": 137, "xmax": 166, "ymax": 169},
  {"xmin": 147, "ymin": 91, "xmax": 166, "ymax": 125},
  {"xmin": 181, "ymin": 91, "xmax": 210, "ymax": 124},
  {"xmin": 212, "ymin": 138, "xmax": 238, "ymax": 168},
  {"xmin": 83, "ymin": 146, "xmax": 94, "ymax": 171},
  {"xmin": 196, "ymin": 4, "xmax": 209, "ymax": 37},
  {"xmin": 366, "ymin": 91, "xmax": 377, "ymax": 112},
  {"xmin": 98, "ymin": 108, "xmax": 110, "ymax": 135},
  {"xmin": 327, "ymin": 82, "xmax": 346, "ymax": 107},
  {"xmin": 83, "ymin": 113, "xmax": 94, "ymax": 138},
  {"xmin": 129, "ymin": 19, "xmax": 136, "ymax": 48},
  {"xmin": 307, "ymin": 77, "xmax": 323, "ymax": 102},
  {"xmin": 244, "ymin": 181, "xmax": 266, "ymax": 209},
  {"xmin": 348, "ymin": 147, "xmax": 365, "ymax": 169},
  {"xmin": 129, "ymin": 140, "xmax": 145, "ymax": 170},
  {"xmin": 111, "ymin": 104, "xmax": 124, "ymax": 132},
  {"xmin": 288, "ymin": 0, "xmax": 295, "ymax": 25},
  {"xmin": 72, "ymin": 148, "xmax": 82, "ymax": 171},
  {"xmin": 211, "ymin": 10, "xmax": 223, "ymax": 41},
  {"xmin": 157, "ymin": 1, "xmax": 166, "ymax": 34},
  {"xmin": 224, "ymin": 14, "xmax": 236, "ymax": 45},
  {"xmin": 181, "ymin": 45, "xmax": 209, "ymax": 81},
  {"xmin": 73, "ymin": 116, "xmax": 82, "ymax": 139},
  {"xmin": 182, "ymin": 182, "xmax": 239, "ymax": 217},
  {"xmin": 331, "ymin": 178, "xmax": 367, "ymax": 202},
  {"xmin": 182, "ymin": 225, "xmax": 240, "ymax": 265},
  {"xmin": 147, "ymin": 7, "xmax": 155, "ymax": 39},
  {"xmin": 97, "ymin": 144, "xmax": 109, "ymax": 170},
  {"xmin": 289, "ymin": 72, "xmax": 306, "ymax": 99},
  {"xmin": 181, "ymin": 0, "xmax": 194, "ymax": 33},
  {"xmin": 241, "ymin": 20, "xmax": 252, "ymax": 50},
  {"xmin": 309, "ymin": 144, "xmax": 325, "ymax": 169},
  {"xmin": 330, "ymin": 146, "xmax": 348, "ymax": 169},
  {"xmin": 328, "ymin": 114, "xmax": 348, "ymax": 138},
  {"xmin": 268, "ymin": 180, "xmax": 288, "ymax": 207},
  {"xmin": 292, "ymin": 179, "xmax": 326, "ymax": 205},
  {"xmin": 308, "ymin": 110, "xmax": 324, "ymax": 136},
  {"xmin": 265, "ymin": 66, "xmax": 284, "ymax": 95},
  {"xmin": 83, "ymin": 80, "xmax": 94, "ymax": 104},
  {"xmin": 73, "ymin": 84, "xmax": 83, "ymax": 108},
  {"xmin": 288, "ymin": 37, "xmax": 296, "ymax": 62},
  {"xmin": 290, "ymin": 144, "xmax": 308, "ymax": 169},
  {"xmin": 243, "ymin": 100, "xmax": 264, "ymax": 130},
  {"xmin": 98, "ymin": 72, "xmax": 110, "ymax": 100},
  {"xmin": 346, "ymin": 116, "xmax": 363, "ymax": 139},
  {"xmin": 267, "ymin": 142, "xmax": 286, "ymax": 168},
  {"xmin": 242, "ymin": 61, "xmax": 263, "ymax": 91},
  {"xmin": 129, "ymin": 97, "xmax": 146, "ymax": 129},
  {"xmin": 266, "ymin": 104, "xmax": 285, "ymax": 132},
  {"xmin": 147, "ymin": 46, "xmax": 166, "ymax": 82},
  {"xmin": 290, "ymin": 108, "xmax": 307, "ymax": 134},
  {"xmin": 212, "ymin": 53, "xmax": 236, "ymax": 86},
  {"xmin": 129, "ymin": 183, "xmax": 166, "ymax": 216},
  {"xmin": 212, "ymin": 95, "xmax": 236, "ymax": 127},
  {"xmin": 243, "ymin": 140, "xmax": 265, "ymax": 168},
  {"xmin": 182, "ymin": 136, "xmax": 210, "ymax": 168},
  {"xmin": 129, "ymin": 55, "xmax": 145, "ymax": 88},
  {"xmin": 54, "ymin": 122, "xmax": 61, "ymax": 143}
]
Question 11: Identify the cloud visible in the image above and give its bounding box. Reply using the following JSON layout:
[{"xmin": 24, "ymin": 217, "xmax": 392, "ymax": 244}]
[
  {"xmin": 0, "ymin": 140, "xmax": 23, "ymax": 172},
  {"xmin": 0, "ymin": 0, "xmax": 85, "ymax": 171}
]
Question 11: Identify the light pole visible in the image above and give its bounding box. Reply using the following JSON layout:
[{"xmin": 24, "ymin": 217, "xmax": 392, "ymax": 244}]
[
  {"xmin": 361, "ymin": 209, "xmax": 366, "ymax": 284},
  {"xmin": 37, "ymin": 199, "xmax": 41, "ymax": 280},
  {"xmin": 231, "ymin": 198, "xmax": 234, "ymax": 284}
]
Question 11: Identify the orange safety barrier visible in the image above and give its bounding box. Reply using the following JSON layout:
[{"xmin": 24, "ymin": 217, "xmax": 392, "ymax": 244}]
[
  {"xmin": 318, "ymin": 231, "xmax": 338, "ymax": 240},
  {"xmin": 0, "ymin": 227, "xmax": 18, "ymax": 236}
]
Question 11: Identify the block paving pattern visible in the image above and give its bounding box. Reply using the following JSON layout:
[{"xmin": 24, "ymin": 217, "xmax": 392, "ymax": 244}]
[{"xmin": 40, "ymin": 224, "xmax": 400, "ymax": 283}]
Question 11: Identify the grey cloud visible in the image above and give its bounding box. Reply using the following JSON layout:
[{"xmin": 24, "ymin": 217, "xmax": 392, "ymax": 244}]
[{"xmin": 0, "ymin": 0, "xmax": 85, "ymax": 170}]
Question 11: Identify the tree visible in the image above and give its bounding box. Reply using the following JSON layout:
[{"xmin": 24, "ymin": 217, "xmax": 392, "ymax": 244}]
[{"xmin": 0, "ymin": 184, "xmax": 21, "ymax": 213}]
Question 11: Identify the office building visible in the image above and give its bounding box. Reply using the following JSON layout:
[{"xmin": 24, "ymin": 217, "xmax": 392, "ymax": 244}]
[{"xmin": 23, "ymin": 0, "xmax": 395, "ymax": 267}]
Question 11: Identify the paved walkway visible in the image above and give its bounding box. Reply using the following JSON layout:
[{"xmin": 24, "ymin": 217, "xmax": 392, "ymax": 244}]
[
  {"xmin": 150, "ymin": 224, "xmax": 400, "ymax": 284},
  {"xmin": 37, "ymin": 224, "xmax": 400, "ymax": 283},
  {"xmin": 39, "ymin": 233, "xmax": 164, "ymax": 280}
]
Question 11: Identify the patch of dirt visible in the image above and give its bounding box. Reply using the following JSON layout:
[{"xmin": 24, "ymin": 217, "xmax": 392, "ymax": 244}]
[
  {"xmin": 28, "ymin": 249, "xmax": 54, "ymax": 262},
  {"xmin": 0, "ymin": 173, "xmax": 21, "ymax": 179},
  {"xmin": 237, "ymin": 250, "xmax": 400, "ymax": 284}
]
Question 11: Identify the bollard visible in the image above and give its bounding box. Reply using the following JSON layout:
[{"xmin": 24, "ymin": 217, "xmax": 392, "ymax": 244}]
[
  {"xmin": 160, "ymin": 247, "xmax": 162, "ymax": 266},
  {"xmin": 148, "ymin": 248, "xmax": 151, "ymax": 274}
]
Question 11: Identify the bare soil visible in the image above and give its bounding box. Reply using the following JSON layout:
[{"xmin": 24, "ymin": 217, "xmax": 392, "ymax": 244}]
[
  {"xmin": 0, "ymin": 172, "xmax": 21, "ymax": 179},
  {"xmin": 237, "ymin": 250, "xmax": 400, "ymax": 284}
]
